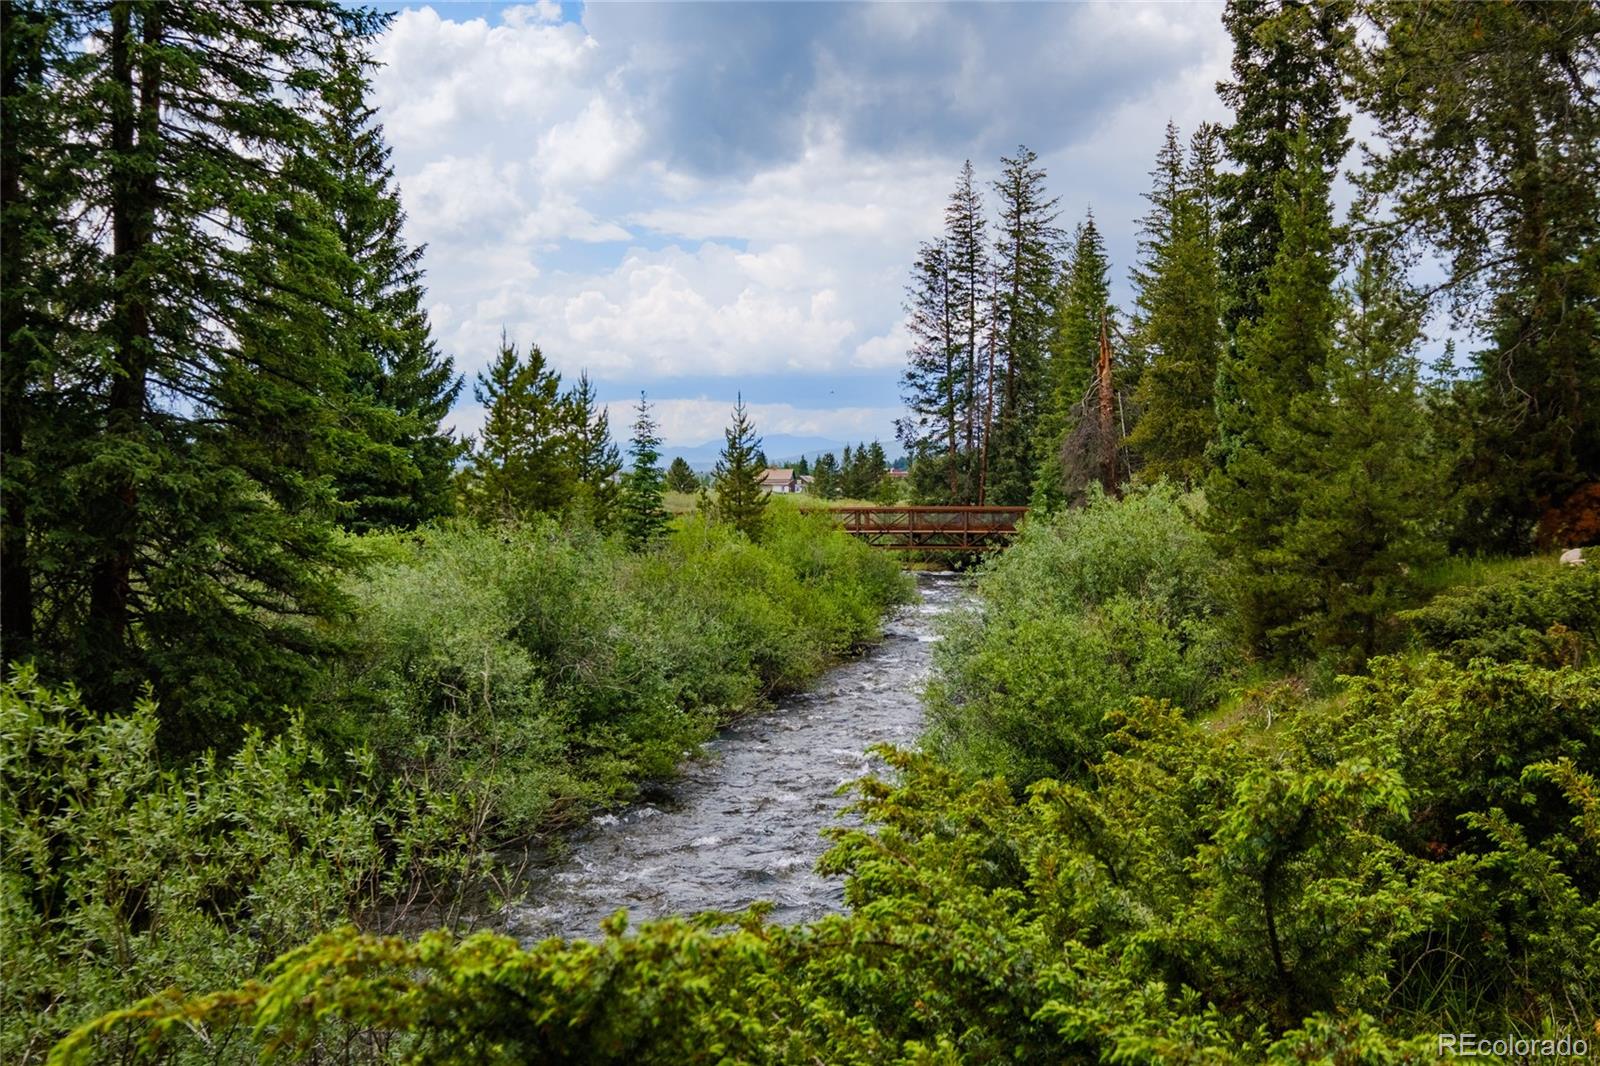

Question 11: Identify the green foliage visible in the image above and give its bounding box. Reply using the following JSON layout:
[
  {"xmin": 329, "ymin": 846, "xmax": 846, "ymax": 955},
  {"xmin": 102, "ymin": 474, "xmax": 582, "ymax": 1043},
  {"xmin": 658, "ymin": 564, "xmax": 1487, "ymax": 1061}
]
[
  {"xmin": 712, "ymin": 395, "xmax": 770, "ymax": 541},
  {"xmin": 664, "ymin": 456, "xmax": 699, "ymax": 494},
  {"xmin": 1400, "ymin": 562, "xmax": 1600, "ymax": 667},
  {"xmin": 1355, "ymin": 0, "xmax": 1600, "ymax": 552},
  {"xmin": 1033, "ymin": 212, "xmax": 1112, "ymax": 508},
  {"xmin": 1128, "ymin": 123, "xmax": 1225, "ymax": 489},
  {"xmin": 1, "ymin": 668, "xmax": 479, "ymax": 1063},
  {"xmin": 462, "ymin": 333, "xmax": 574, "ymax": 521},
  {"xmin": 927, "ymin": 485, "xmax": 1231, "ymax": 784},
  {"xmin": 63, "ymin": 648, "xmax": 1599, "ymax": 1062},
  {"xmin": 566, "ymin": 371, "xmax": 624, "ymax": 531},
  {"xmin": 619, "ymin": 393, "xmax": 670, "ymax": 550},
  {"xmin": 319, "ymin": 515, "xmax": 911, "ymax": 840}
]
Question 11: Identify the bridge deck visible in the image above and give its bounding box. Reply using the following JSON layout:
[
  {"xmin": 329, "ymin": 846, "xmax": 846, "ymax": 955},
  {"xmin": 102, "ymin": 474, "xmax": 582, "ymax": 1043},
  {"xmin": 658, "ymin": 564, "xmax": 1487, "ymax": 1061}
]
[{"xmin": 831, "ymin": 505, "xmax": 1028, "ymax": 551}]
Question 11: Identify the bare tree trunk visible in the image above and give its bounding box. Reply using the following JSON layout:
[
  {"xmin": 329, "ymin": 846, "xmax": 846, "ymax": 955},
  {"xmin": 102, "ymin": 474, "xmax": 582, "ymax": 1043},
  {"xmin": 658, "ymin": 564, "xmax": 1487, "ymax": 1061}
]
[{"xmin": 1097, "ymin": 311, "xmax": 1118, "ymax": 497}]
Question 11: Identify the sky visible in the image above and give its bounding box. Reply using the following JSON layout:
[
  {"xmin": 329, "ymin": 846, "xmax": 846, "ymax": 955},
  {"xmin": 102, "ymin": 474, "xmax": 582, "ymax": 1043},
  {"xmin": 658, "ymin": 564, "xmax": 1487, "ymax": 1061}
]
[{"xmin": 368, "ymin": 1, "xmax": 1236, "ymax": 451}]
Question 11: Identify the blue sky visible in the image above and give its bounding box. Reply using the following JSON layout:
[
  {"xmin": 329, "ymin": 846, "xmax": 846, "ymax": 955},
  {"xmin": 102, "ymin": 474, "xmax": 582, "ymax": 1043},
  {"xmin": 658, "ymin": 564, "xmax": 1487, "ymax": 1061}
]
[{"xmin": 368, "ymin": 1, "xmax": 1236, "ymax": 449}]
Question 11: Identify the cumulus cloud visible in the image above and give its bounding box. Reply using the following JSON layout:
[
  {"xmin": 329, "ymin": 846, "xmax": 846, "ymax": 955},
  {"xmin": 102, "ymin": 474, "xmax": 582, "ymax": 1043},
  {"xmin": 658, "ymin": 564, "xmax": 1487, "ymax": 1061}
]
[{"xmin": 370, "ymin": 2, "xmax": 1235, "ymax": 447}]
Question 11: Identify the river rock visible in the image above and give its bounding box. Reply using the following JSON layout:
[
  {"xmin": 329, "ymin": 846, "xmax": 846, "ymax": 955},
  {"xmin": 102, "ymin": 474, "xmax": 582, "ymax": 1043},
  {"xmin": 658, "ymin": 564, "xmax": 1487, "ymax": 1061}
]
[{"xmin": 1560, "ymin": 547, "xmax": 1585, "ymax": 566}]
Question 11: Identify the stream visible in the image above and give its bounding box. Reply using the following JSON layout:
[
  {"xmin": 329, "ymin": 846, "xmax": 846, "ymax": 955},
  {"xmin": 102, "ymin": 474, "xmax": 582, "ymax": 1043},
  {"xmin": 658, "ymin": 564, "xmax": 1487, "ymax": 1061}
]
[{"xmin": 502, "ymin": 570, "xmax": 966, "ymax": 943}]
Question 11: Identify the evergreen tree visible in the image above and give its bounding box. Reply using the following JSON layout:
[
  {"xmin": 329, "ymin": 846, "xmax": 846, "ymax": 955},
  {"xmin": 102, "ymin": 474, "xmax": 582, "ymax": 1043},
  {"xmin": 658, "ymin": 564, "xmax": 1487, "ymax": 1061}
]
[
  {"xmin": 463, "ymin": 333, "xmax": 572, "ymax": 522},
  {"xmin": 318, "ymin": 42, "xmax": 462, "ymax": 532},
  {"xmin": 792, "ymin": 455, "xmax": 810, "ymax": 477},
  {"xmin": 1276, "ymin": 241, "xmax": 1438, "ymax": 662},
  {"xmin": 811, "ymin": 453, "xmax": 840, "ymax": 499},
  {"xmin": 1034, "ymin": 213, "xmax": 1113, "ymax": 507},
  {"xmin": 714, "ymin": 395, "xmax": 770, "ymax": 540},
  {"xmin": 619, "ymin": 393, "xmax": 669, "ymax": 549},
  {"xmin": 0, "ymin": 1, "xmax": 386, "ymax": 742},
  {"xmin": 986, "ymin": 146, "xmax": 1062, "ymax": 506},
  {"xmin": 1205, "ymin": 128, "xmax": 1340, "ymax": 661},
  {"xmin": 896, "ymin": 238, "xmax": 968, "ymax": 503},
  {"xmin": 565, "ymin": 371, "xmax": 622, "ymax": 530},
  {"xmin": 665, "ymin": 456, "xmax": 699, "ymax": 494},
  {"xmin": 1356, "ymin": 0, "xmax": 1600, "ymax": 551},
  {"xmin": 1128, "ymin": 124, "xmax": 1226, "ymax": 487},
  {"xmin": 1216, "ymin": 0, "xmax": 1353, "ymax": 336}
]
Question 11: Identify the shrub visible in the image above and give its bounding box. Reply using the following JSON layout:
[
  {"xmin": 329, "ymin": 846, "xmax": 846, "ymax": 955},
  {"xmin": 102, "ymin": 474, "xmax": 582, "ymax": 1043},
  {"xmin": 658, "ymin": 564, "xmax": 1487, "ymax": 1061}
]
[
  {"xmin": 926, "ymin": 484, "xmax": 1232, "ymax": 784},
  {"xmin": 0, "ymin": 670, "xmax": 479, "ymax": 1063},
  {"xmin": 1400, "ymin": 561, "xmax": 1600, "ymax": 666}
]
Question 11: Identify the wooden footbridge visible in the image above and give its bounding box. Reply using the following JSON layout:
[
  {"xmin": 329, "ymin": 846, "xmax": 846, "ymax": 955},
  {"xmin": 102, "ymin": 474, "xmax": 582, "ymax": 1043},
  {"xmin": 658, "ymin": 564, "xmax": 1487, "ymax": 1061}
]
[{"xmin": 832, "ymin": 506, "xmax": 1028, "ymax": 552}]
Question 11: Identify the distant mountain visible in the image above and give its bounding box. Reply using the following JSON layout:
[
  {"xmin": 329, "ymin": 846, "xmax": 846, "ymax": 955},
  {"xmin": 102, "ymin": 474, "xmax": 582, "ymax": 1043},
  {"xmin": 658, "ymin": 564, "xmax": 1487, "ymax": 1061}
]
[{"xmin": 665, "ymin": 434, "xmax": 853, "ymax": 472}]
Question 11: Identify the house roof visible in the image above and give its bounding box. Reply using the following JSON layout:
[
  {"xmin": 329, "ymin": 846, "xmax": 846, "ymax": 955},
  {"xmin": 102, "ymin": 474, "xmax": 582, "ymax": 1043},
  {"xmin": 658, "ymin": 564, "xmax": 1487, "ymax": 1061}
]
[{"xmin": 758, "ymin": 468, "xmax": 795, "ymax": 482}]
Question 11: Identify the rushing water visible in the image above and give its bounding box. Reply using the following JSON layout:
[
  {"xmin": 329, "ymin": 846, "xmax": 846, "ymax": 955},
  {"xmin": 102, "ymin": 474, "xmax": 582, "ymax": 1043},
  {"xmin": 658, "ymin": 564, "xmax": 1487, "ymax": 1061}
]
[{"xmin": 502, "ymin": 571, "xmax": 966, "ymax": 943}]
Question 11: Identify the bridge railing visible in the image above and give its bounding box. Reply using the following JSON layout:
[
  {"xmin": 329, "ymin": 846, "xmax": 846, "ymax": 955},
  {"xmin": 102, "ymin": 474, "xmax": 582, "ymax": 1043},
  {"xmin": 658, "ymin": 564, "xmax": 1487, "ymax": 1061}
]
[{"xmin": 830, "ymin": 506, "xmax": 1029, "ymax": 550}]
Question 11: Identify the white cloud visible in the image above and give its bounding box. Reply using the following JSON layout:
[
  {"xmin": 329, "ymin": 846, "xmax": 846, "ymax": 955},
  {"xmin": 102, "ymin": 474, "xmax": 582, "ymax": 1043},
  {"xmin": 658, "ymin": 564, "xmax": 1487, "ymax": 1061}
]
[
  {"xmin": 373, "ymin": 3, "xmax": 1236, "ymax": 416},
  {"xmin": 635, "ymin": 398, "xmax": 902, "ymax": 448}
]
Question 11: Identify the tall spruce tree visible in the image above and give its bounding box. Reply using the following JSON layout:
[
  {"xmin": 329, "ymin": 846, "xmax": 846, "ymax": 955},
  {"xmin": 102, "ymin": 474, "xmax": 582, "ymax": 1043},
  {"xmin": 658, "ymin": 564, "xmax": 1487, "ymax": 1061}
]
[
  {"xmin": 987, "ymin": 146, "xmax": 1062, "ymax": 506},
  {"xmin": 1276, "ymin": 241, "xmax": 1438, "ymax": 662},
  {"xmin": 318, "ymin": 42, "xmax": 462, "ymax": 531},
  {"xmin": 1128, "ymin": 124, "xmax": 1226, "ymax": 487},
  {"xmin": 463, "ymin": 333, "xmax": 572, "ymax": 522},
  {"xmin": 1356, "ymin": 0, "xmax": 1600, "ymax": 551},
  {"xmin": 714, "ymin": 395, "xmax": 770, "ymax": 540},
  {"xmin": 665, "ymin": 457, "xmax": 699, "ymax": 494},
  {"xmin": 0, "ymin": 1, "xmax": 386, "ymax": 743},
  {"xmin": 564, "ymin": 371, "xmax": 622, "ymax": 530},
  {"xmin": 1033, "ymin": 213, "xmax": 1113, "ymax": 507},
  {"xmin": 1216, "ymin": 0, "xmax": 1353, "ymax": 336},
  {"xmin": 896, "ymin": 238, "xmax": 968, "ymax": 502},
  {"xmin": 1206, "ymin": 129, "xmax": 1340, "ymax": 661},
  {"xmin": 619, "ymin": 393, "xmax": 669, "ymax": 549}
]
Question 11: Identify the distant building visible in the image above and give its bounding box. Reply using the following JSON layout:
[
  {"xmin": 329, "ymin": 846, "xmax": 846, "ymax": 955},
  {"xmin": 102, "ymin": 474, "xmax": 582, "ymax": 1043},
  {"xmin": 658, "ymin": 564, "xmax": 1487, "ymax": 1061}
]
[{"xmin": 759, "ymin": 467, "xmax": 804, "ymax": 494}]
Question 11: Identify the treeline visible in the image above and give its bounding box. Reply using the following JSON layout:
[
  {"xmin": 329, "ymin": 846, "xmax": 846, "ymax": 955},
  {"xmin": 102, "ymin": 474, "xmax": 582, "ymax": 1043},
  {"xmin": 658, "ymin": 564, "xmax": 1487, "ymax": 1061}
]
[
  {"xmin": 898, "ymin": 1, "xmax": 1598, "ymax": 563},
  {"xmin": 791, "ymin": 442, "xmax": 899, "ymax": 502}
]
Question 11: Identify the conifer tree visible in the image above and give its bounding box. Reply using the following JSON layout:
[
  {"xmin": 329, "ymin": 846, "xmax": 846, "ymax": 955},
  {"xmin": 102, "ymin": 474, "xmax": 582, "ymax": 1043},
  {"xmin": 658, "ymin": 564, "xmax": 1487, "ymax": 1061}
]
[
  {"xmin": 897, "ymin": 238, "xmax": 969, "ymax": 503},
  {"xmin": 0, "ymin": 1, "xmax": 387, "ymax": 739},
  {"xmin": 1356, "ymin": 0, "xmax": 1600, "ymax": 550},
  {"xmin": 318, "ymin": 42, "xmax": 462, "ymax": 531},
  {"xmin": 1128, "ymin": 125, "xmax": 1226, "ymax": 487},
  {"xmin": 1033, "ymin": 213, "xmax": 1113, "ymax": 506},
  {"xmin": 714, "ymin": 395, "xmax": 770, "ymax": 540},
  {"xmin": 1206, "ymin": 129, "xmax": 1340, "ymax": 660},
  {"xmin": 463, "ymin": 333, "xmax": 572, "ymax": 522},
  {"xmin": 1276, "ymin": 241, "xmax": 1438, "ymax": 662},
  {"xmin": 811, "ymin": 453, "xmax": 840, "ymax": 500},
  {"xmin": 986, "ymin": 146, "xmax": 1061, "ymax": 506},
  {"xmin": 565, "ymin": 371, "xmax": 622, "ymax": 530},
  {"xmin": 619, "ymin": 393, "xmax": 669, "ymax": 549},
  {"xmin": 665, "ymin": 457, "xmax": 700, "ymax": 494},
  {"xmin": 1216, "ymin": 0, "xmax": 1353, "ymax": 336}
]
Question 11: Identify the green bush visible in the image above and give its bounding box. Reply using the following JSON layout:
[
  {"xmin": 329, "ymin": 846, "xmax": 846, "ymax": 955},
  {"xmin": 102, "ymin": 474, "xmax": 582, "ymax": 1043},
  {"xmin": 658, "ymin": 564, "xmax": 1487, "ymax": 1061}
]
[
  {"xmin": 926, "ymin": 484, "xmax": 1232, "ymax": 784},
  {"xmin": 319, "ymin": 512, "xmax": 911, "ymax": 839},
  {"xmin": 0, "ymin": 670, "xmax": 479, "ymax": 1063},
  {"xmin": 1400, "ymin": 561, "xmax": 1600, "ymax": 666},
  {"xmin": 61, "ymin": 654, "xmax": 1599, "ymax": 1062}
]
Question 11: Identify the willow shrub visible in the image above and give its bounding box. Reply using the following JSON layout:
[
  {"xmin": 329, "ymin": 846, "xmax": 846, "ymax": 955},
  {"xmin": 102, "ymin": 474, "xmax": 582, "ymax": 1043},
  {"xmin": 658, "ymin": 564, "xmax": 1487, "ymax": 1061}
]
[
  {"xmin": 927, "ymin": 484, "xmax": 1233, "ymax": 786},
  {"xmin": 57, "ymin": 653, "xmax": 1599, "ymax": 1063},
  {"xmin": 319, "ymin": 508, "xmax": 911, "ymax": 839},
  {"xmin": 1, "ymin": 670, "xmax": 483, "ymax": 1064}
]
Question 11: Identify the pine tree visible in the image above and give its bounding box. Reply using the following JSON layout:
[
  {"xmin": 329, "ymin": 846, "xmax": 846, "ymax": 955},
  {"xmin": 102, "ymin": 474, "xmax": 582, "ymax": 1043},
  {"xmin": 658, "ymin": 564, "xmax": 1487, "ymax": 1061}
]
[
  {"xmin": 1356, "ymin": 0, "xmax": 1600, "ymax": 551},
  {"xmin": 0, "ymin": 1, "xmax": 387, "ymax": 742},
  {"xmin": 463, "ymin": 333, "xmax": 572, "ymax": 522},
  {"xmin": 1216, "ymin": 0, "xmax": 1353, "ymax": 336},
  {"xmin": 565, "ymin": 371, "xmax": 622, "ymax": 530},
  {"xmin": 714, "ymin": 395, "xmax": 770, "ymax": 540},
  {"xmin": 619, "ymin": 393, "xmax": 669, "ymax": 549},
  {"xmin": 665, "ymin": 457, "xmax": 699, "ymax": 494},
  {"xmin": 1205, "ymin": 128, "xmax": 1340, "ymax": 661},
  {"xmin": 811, "ymin": 452, "xmax": 840, "ymax": 500},
  {"xmin": 986, "ymin": 146, "xmax": 1062, "ymax": 506},
  {"xmin": 1128, "ymin": 124, "xmax": 1226, "ymax": 487},
  {"xmin": 896, "ymin": 238, "xmax": 969, "ymax": 503},
  {"xmin": 792, "ymin": 455, "xmax": 810, "ymax": 477},
  {"xmin": 1276, "ymin": 241, "xmax": 1438, "ymax": 662},
  {"xmin": 1033, "ymin": 213, "xmax": 1113, "ymax": 507},
  {"xmin": 318, "ymin": 42, "xmax": 462, "ymax": 532}
]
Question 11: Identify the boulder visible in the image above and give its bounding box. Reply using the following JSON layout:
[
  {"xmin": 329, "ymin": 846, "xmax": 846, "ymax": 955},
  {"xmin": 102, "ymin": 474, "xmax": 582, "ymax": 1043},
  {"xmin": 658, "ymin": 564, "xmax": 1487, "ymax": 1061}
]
[{"xmin": 1560, "ymin": 547, "xmax": 1586, "ymax": 566}]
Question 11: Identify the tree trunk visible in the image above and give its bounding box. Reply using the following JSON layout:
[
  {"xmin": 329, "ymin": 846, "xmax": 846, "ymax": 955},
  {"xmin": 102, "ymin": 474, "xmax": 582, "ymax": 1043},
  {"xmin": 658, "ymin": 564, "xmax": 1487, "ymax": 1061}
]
[
  {"xmin": 88, "ymin": 2, "xmax": 162, "ymax": 673},
  {"xmin": 1097, "ymin": 311, "xmax": 1118, "ymax": 496}
]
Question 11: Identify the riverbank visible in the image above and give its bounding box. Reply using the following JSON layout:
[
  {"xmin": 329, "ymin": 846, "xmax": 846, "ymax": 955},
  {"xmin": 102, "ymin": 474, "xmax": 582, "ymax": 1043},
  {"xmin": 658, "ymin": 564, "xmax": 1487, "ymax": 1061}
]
[
  {"xmin": 504, "ymin": 571, "xmax": 966, "ymax": 940},
  {"xmin": 2, "ymin": 506, "xmax": 912, "ymax": 1062}
]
